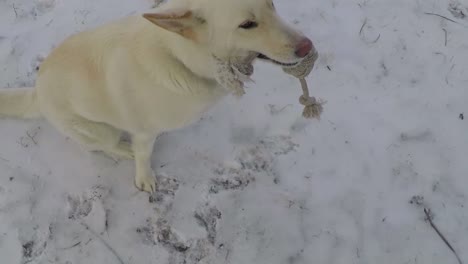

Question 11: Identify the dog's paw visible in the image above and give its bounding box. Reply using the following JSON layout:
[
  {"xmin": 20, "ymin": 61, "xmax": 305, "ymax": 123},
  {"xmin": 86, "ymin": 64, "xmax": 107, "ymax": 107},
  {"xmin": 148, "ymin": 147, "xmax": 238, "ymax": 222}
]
[{"xmin": 135, "ymin": 174, "xmax": 157, "ymax": 193}]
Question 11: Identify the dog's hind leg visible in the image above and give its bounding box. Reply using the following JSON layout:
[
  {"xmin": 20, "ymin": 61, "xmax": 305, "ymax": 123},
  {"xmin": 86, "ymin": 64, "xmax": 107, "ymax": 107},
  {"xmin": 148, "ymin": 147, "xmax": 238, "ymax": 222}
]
[{"xmin": 54, "ymin": 115, "xmax": 134, "ymax": 160}]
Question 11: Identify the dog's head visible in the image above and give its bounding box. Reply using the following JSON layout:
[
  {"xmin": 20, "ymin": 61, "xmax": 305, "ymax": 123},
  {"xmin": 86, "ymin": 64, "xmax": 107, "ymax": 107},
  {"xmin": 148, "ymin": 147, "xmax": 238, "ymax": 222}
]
[{"xmin": 143, "ymin": 0, "xmax": 315, "ymax": 67}]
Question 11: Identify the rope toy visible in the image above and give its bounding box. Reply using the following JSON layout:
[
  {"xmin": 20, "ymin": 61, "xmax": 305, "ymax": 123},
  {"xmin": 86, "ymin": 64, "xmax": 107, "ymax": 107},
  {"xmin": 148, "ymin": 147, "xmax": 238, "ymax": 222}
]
[
  {"xmin": 282, "ymin": 51, "xmax": 324, "ymax": 119},
  {"xmin": 214, "ymin": 51, "xmax": 323, "ymax": 119}
]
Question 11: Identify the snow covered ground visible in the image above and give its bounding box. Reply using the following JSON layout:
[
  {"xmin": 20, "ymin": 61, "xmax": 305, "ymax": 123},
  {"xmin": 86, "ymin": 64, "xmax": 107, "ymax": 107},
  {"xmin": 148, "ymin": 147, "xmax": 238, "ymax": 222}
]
[{"xmin": 1, "ymin": 0, "xmax": 467, "ymax": 263}]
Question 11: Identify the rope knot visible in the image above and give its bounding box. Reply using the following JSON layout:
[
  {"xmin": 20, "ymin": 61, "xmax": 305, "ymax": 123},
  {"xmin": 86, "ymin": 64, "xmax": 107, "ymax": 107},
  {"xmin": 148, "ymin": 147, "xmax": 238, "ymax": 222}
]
[
  {"xmin": 299, "ymin": 94, "xmax": 316, "ymax": 106},
  {"xmin": 282, "ymin": 50, "xmax": 323, "ymax": 119},
  {"xmin": 299, "ymin": 94, "xmax": 324, "ymax": 119}
]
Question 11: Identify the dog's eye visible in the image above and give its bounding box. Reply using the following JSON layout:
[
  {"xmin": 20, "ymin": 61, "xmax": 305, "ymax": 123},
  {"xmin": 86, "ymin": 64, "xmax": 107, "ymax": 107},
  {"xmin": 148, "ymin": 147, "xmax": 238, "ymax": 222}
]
[{"xmin": 239, "ymin": 21, "xmax": 258, "ymax": 29}]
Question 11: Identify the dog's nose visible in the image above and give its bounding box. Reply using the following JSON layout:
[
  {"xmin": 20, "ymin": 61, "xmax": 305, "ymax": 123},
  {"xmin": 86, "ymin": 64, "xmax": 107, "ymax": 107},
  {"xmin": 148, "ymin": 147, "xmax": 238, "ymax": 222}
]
[{"xmin": 295, "ymin": 38, "xmax": 313, "ymax": 58}]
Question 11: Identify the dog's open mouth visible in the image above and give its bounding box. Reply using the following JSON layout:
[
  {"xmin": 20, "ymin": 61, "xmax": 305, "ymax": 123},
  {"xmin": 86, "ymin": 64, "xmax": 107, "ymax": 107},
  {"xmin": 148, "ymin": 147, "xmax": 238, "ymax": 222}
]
[{"xmin": 256, "ymin": 54, "xmax": 300, "ymax": 67}]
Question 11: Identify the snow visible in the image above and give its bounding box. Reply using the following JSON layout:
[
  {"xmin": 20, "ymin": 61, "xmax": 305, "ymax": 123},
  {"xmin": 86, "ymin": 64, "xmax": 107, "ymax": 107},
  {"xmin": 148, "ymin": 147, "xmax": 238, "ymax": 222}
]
[{"xmin": 1, "ymin": 0, "xmax": 468, "ymax": 263}]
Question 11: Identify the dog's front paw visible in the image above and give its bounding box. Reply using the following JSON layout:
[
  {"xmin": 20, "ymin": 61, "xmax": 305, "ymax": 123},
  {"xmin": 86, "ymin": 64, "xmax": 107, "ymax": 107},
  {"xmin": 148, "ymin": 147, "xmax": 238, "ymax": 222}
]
[{"xmin": 135, "ymin": 173, "xmax": 157, "ymax": 193}]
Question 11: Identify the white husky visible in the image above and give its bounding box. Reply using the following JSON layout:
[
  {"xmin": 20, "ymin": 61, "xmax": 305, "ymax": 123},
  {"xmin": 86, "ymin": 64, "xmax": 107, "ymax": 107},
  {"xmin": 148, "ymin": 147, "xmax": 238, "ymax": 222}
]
[{"xmin": 0, "ymin": 0, "xmax": 314, "ymax": 193}]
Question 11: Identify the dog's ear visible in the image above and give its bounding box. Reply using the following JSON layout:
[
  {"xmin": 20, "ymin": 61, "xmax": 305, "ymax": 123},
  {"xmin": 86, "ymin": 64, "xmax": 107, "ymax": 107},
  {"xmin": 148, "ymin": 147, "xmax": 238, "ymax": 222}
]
[{"xmin": 143, "ymin": 9, "xmax": 203, "ymax": 40}]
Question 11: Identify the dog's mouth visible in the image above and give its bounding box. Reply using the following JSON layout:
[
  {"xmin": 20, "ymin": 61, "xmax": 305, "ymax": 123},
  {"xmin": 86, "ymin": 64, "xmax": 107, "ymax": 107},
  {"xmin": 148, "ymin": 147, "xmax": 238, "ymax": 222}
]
[{"xmin": 256, "ymin": 53, "xmax": 300, "ymax": 67}]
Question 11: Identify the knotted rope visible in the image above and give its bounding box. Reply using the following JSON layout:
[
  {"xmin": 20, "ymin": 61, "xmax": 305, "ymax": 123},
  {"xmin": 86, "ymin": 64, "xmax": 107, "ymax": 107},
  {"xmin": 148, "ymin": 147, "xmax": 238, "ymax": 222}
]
[
  {"xmin": 214, "ymin": 50, "xmax": 323, "ymax": 119},
  {"xmin": 282, "ymin": 51, "xmax": 323, "ymax": 119}
]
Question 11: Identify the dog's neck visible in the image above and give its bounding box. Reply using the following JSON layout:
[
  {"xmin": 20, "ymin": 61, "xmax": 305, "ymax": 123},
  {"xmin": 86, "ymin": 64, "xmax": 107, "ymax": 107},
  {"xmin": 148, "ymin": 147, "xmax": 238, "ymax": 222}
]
[{"xmin": 135, "ymin": 23, "xmax": 227, "ymax": 95}]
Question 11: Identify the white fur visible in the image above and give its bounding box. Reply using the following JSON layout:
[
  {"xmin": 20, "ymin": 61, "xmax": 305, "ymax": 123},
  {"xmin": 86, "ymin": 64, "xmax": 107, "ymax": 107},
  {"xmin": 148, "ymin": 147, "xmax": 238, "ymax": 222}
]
[{"xmin": 0, "ymin": 0, "xmax": 310, "ymax": 193}]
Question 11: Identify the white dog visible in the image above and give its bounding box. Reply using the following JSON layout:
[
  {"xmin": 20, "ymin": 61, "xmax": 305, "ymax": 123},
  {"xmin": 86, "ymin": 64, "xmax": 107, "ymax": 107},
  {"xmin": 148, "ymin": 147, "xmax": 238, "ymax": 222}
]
[{"xmin": 0, "ymin": 0, "xmax": 314, "ymax": 193}]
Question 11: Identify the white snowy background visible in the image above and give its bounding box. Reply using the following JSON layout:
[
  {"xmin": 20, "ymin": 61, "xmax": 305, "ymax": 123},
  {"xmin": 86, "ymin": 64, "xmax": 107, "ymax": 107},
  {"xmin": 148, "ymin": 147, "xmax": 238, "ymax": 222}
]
[{"xmin": 1, "ymin": 0, "xmax": 468, "ymax": 263}]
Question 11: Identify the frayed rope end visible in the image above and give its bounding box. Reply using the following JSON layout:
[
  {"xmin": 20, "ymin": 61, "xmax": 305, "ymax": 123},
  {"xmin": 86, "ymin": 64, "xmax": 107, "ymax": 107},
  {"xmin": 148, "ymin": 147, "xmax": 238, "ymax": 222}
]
[{"xmin": 299, "ymin": 95, "xmax": 325, "ymax": 119}]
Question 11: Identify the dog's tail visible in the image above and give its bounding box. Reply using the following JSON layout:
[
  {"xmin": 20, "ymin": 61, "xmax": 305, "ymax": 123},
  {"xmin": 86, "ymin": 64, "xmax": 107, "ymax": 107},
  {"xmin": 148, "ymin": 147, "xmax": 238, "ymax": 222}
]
[{"xmin": 0, "ymin": 87, "xmax": 41, "ymax": 119}]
